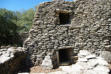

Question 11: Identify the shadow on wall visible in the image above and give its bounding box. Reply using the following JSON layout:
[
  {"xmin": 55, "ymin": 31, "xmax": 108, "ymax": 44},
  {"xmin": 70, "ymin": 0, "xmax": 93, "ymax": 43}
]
[
  {"xmin": 109, "ymin": 71, "xmax": 111, "ymax": 74},
  {"xmin": 18, "ymin": 54, "xmax": 33, "ymax": 73}
]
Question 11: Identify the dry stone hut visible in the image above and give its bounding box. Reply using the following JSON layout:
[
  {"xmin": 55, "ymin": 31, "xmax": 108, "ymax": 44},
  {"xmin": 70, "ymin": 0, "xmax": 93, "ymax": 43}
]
[{"xmin": 24, "ymin": 0, "xmax": 111, "ymax": 68}]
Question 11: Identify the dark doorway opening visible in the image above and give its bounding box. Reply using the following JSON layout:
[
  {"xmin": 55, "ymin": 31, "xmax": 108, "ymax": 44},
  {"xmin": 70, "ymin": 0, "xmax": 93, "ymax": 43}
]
[
  {"xmin": 59, "ymin": 12, "xmax": 70, "ymax": 25},
  {"xmin": 58, "ymin": 49, "xmax": 73, "ymax": 65}
]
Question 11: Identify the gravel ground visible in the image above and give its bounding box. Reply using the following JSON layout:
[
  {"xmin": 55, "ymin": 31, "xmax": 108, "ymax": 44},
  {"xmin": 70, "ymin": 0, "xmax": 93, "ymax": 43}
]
[{"xmin": 30, "ymin": 66, "xmax": 62, "ymax": 73}]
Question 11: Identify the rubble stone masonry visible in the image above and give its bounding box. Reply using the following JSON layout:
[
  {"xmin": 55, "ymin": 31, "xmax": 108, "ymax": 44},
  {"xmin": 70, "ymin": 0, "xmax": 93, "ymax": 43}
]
[{"xmin": 24, "ymin": 0, "xmax": 111, "ymax": 67}]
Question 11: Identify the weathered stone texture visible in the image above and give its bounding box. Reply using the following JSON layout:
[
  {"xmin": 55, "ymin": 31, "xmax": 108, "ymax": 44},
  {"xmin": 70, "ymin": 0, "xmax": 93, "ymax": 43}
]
[
  {"xmin": 60, "ymin": 50, "xmax": 110, "ymax": 74},
  {"xmin": 41, "ymin": 54, "xmax": 53, "ymax": 69},
  {"xmin": 0, "ymin": 47, "xmax": 26, "ymax": 74},
  {"xmin": 24, "ymin": 0, "xmax": 111, "ymax": 67}
]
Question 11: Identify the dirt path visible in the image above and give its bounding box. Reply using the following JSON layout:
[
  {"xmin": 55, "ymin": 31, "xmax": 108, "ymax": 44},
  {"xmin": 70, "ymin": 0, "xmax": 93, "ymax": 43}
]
[{"xmin": 30, "ymin": 66, "xmax": 62, "ymax": 73}]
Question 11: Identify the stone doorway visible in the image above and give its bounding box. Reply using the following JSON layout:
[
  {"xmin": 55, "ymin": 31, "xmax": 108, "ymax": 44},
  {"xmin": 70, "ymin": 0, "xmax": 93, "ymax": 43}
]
[{"xmin": 57, "ymin": 48, "xmax": 73, "ymax": 66}]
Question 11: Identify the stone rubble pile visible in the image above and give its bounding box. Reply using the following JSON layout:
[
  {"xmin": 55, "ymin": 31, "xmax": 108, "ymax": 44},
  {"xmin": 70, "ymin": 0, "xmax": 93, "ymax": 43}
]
[
  {"xmin": 52, "ymin": 50, "xmax": 110, "ymax": 74},
  {"xmin": 0, "ymin": 46, "xmax": 26, "ymax": 74},
  {"xmin": 0, "ymin": 47, "xmax": 24, "ymax": 64},
  {"xmin": 60, "ymin": 50, "xmax": 110, "ymax": 74}
]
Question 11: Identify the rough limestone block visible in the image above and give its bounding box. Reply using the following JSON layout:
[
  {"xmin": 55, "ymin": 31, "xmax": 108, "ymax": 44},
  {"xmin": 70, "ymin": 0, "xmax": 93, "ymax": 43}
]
[
  {"xmin": 78, "ymin": 50, "xmax": 91, "ymax": 58},
  {"xmin": 100, "ymin": 51, "xmax": 111, "ymax": 63},
  {"xmin": 41, "ymin": 55, "xmax": 53, "ymax": 69}
]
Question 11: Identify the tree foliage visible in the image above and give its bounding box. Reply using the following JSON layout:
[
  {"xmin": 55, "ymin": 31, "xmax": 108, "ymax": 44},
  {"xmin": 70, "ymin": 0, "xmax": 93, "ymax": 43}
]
[
  {"xmin": 0, "ymin": 8, "xmax": 35, "ymax": 46},
  {"xmin": 0, "ymin": 9, "xmax": 17, "ymax": 37},
  {"xmin": 16, "ymin": 8, "xmax": 35, "ymax": 33}
]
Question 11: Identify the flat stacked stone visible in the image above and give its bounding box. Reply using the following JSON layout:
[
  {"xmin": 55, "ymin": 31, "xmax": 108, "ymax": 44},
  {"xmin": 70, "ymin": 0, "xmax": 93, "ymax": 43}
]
[{"xmin": 24, "ymin": 0, "xmax": 111, "ymax": 68}]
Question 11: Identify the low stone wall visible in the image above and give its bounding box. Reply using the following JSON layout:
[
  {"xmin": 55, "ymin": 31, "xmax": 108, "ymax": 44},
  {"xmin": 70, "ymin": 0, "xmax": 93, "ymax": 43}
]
[{"xmin": 0, "ymin": 47, "xmax": 26, "ymax": 74}]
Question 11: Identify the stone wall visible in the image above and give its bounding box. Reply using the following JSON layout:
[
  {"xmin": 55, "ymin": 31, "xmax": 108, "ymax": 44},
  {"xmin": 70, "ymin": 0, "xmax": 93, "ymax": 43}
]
[
  {"xmin": 24, "ymin": 0, "xmax": 111, "ymax": 67},
  {"xmin": 24, "ymin": 1, "xmax": 76, "ymax": 67}
]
